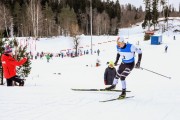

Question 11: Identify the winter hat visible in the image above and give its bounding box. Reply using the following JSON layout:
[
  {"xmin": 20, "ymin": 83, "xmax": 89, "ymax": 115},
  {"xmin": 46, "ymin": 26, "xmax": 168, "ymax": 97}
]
[
  {"xmin": 108, "ymin": 61, "xmax": 114, "ymax": 68},
  {"xmin": 4, "ymin": 46, "xmax": 12, "ymax": 54},
  {"xmin": 117, "ymin": 36, "xmax": 124, "ymax": 43}
]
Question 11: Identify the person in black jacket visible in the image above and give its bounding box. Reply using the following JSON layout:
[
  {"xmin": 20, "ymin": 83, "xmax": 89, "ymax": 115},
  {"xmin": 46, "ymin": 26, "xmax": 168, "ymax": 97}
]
[{"xmin": 104, "ymin": 61, "xmax": 116, "ymax": 85}]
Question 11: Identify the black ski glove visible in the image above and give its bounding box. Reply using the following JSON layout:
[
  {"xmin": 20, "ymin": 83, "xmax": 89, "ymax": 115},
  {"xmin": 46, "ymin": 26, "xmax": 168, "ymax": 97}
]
[
  {"xmin": 135, "ymin": 61, "xmax": 141, "ymax": 68},
  {"xmin": 114, "ymin": 53, "xmax": 120, "ymax": 66},
  {"xmin": 114, "ymin": 61, "xmax": 118, "ymax": 66},
  {"xmin": 135, "ymin": 53, "xmax": 142, "ymax": 68}
]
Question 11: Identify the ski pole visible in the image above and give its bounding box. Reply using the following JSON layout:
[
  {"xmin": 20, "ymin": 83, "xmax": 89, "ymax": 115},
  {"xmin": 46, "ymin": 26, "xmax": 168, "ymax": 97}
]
[{"xmin": 140, "ymin": 67, "xmax": 171, "ymax": 79}]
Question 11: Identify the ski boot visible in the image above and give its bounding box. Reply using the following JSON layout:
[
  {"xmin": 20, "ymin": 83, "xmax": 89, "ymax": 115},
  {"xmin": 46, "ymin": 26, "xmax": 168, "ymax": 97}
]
[
  {"xmin": 118, "ymin": 89, "xmax": 126, "ymax": 99},
  {"xmin": 105, "ymin": 85, "xmax": 116, "ymax": 90},
  {"xmin": 19, "ymin": 80, "xmax": 24, "ymax": 86}
]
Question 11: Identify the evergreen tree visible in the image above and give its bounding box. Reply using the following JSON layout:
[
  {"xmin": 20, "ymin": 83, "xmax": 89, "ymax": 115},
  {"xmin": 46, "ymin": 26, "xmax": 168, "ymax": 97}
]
[
  {"xmin": 164, "ymin": 5, "xmax": 169, "ymax": 21},
  {"xmin": 16, "ymin": 45, "xmax": 31, "ymax": 78},
  {"xmin": 13, "ymin": 1, "xmax": 21, "ymax": 36},
  {"xmin": 152, "ymin": 0, "xmax": 159, "ymax": 30},
  {"xmin": 142, "ymin": 0, "xmax": 152, "ymax": 30},
  {"xmin": 114, "ymin": 0, "xmax": 121, "ymax": 22},
  {"xmin": 42, "ymin": 2, "xmax": 55, "ymax": 36},
  {"xmin": 59, "ymin": 5, "xmax": 78, "ymax": 36},
  {"xmin": 11, "ymin": 38, "xmax": 31, "ymax": 79},
  {"xmin": 134, "ymin": 12, "xmax": 139, "ymax": 20},
  {"xmin": 127, "ymin": 3, "xmax": 132, "ymax": 11},
  {"xmin": 20, "ymin": 2, "xmax": 29, "ymax": 37}
]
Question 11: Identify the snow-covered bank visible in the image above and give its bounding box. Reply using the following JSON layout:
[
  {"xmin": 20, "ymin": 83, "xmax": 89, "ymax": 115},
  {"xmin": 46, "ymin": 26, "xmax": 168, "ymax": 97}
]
[{"xmin": 1, "ymin": 18, "xmax": 180, "ymax": 120}]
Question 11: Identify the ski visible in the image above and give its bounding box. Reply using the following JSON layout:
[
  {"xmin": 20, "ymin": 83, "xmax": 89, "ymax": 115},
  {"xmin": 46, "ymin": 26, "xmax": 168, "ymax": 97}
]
[
  {"xmin": 53, "ymin": 73, "xmax": 61, "ymax": 75},
  {"xmin": 71, "ymin": 88, "xmax": 131, "ymax": 92},
  {"xmin": 99, "ymin": 96, "xmax": 134, "ymax": 102}
]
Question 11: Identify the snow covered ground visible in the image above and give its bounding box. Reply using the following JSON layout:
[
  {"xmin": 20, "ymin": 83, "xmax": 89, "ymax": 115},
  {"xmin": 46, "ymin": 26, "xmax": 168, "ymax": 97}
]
[{"xmin": 0, "ymin": 18, "xmax": 180, "ymax": 120}]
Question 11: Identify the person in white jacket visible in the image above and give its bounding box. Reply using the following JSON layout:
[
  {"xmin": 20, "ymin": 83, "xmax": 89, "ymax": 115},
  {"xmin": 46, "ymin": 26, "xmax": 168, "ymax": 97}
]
[{"xmin": 105, "ymin": 36, "xmax": 142, "ymax": 99}]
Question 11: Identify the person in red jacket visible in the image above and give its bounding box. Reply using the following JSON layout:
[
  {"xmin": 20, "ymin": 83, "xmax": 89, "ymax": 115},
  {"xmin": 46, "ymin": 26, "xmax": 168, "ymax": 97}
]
[{"xmin": 1, "ymin": 46, "xmax": 27, "ymax": 86}]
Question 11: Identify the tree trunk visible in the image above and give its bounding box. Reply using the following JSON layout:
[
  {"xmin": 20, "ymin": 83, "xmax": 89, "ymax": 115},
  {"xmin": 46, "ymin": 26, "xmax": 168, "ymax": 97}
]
[
  {"xmin": 0, "ymin": 67, "xmax": 3, "ymax": 85},
  {"xmin": 3, "ymin": 6, "xmax": 9, "ymax": 37}
]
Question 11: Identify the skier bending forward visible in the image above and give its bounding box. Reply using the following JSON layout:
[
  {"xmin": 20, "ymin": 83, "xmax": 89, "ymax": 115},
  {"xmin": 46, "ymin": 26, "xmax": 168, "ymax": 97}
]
[{"xmin": 105, "ymin": 36, "xmax": 142, "ymax": 99}]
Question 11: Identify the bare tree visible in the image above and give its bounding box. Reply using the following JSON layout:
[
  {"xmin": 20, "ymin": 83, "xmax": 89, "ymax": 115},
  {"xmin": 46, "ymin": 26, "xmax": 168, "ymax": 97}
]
[
  {"xmin": 71, "ymin": 23, "xmax": 80, "ymax": 57},
  {"xmin": 160, "ymin": 0, "xmax": 166, "ymax": 17},
  {"xmin": 110, "ymin": 17, "xmax": 118, "ymax": 35},
  {"xmin": 102, "ymin": 11, "xmax": 110, "ymax": 35},
  {"xmin": 27, "ymin": 0, "xmax": 43, "ymax": 38},
  {"xmin": 73, "ymin": 35, "xmax": 80, "ymax": 57},
  {"xmin": 93, "ymin": 9, "xmax": 110, "ymax": 35},
  {"xmin": 0, "ymin": 4, "xmax": 12, "ymax": 37},
  {"xmin": 93, "ymin": 10, "xmax": 101, "ymax": 35}
]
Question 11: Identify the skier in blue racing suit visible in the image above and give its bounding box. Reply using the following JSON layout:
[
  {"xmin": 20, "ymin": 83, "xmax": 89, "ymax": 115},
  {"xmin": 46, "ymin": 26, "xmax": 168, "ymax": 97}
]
[{"xmin": 105, "ymin": 36, "xmax": 142, "ymax": 99}]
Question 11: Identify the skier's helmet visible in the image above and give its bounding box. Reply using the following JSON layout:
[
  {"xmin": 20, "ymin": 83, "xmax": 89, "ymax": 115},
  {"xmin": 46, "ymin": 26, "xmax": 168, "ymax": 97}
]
[{"xmin": 117, "ymin": 36, "xmax": 124, "ymax": 43}]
